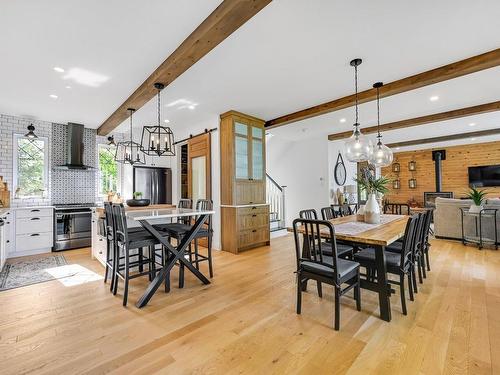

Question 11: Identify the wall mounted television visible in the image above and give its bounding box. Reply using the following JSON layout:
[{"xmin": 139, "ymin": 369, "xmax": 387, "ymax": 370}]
[{"xmin": 468, "ymin": 164, "xmax": 500, "ymax": 187}]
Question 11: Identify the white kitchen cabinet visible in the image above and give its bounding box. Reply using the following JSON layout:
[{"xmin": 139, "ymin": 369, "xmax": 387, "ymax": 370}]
[
  {"xmin": 0, "ymin": 210, "xmax": 12, "ymax": 269},
  {"xmin": 91, "ymin": 209, "xmax": 107, "ymax": 266},
  {"xmin": 8, "ymin": 207, "xmax": 54, "ymax": 258}
]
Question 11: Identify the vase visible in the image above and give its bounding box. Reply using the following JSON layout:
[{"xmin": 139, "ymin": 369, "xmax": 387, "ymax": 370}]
[
  {"xmin": 365, "ymin": 193, "xmax": 381, "ymax": 224},
  {"xmin": 469, "ymin": 204, "xmax": 483, "ymax": 214}
]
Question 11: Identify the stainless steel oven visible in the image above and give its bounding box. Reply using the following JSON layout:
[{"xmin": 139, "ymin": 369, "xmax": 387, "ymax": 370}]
[{"xmin": 54, "ymin": 205, "xmax": 93, "ymax": 251}]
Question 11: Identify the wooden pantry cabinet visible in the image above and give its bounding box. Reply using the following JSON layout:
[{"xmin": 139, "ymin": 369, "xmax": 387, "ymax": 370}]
[{"xmin": 220, "ymin": 111, "xmax": 270, "ymax": 253}]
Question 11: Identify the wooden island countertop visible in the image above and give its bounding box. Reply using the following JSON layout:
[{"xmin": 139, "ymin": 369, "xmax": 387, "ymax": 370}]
[{"xmin": 95, "ymin": 204, "xmax": 176, "ymax": 216}]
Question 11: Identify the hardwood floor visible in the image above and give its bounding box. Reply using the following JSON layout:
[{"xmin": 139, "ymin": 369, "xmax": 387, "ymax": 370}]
[{"xmin": 0, "ymin": 236, "xmax": 499, "ymax": 374}]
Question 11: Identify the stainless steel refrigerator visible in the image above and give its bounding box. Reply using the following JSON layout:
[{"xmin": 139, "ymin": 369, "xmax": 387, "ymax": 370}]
[{"xmin": 133, "ymin": 166, "xmax": 172, "ymax": 204}]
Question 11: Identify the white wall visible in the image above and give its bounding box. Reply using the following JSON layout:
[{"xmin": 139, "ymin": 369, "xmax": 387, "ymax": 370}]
[
  {"xmin": 327, "ymin": 140, "xmax": 359, "ymax": 204},
  {"xmin": 266, "ymin": 135, "xmax": 330, "ymax": 226}
]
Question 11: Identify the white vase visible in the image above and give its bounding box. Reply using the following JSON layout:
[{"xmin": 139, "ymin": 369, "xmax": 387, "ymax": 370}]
[
  {"xmin": 469, "ymin": 204, "xmax": 483, "ymax": 214},
  {"xmin": 365, "ymin": 193, "xmax": 381, "ymax": 224}
]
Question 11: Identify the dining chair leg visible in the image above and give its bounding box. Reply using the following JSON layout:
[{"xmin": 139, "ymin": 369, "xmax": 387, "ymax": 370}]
[
  {"xmin": 112, "ymin": 246, "xmax": 120, "ymax": 296},
  {"xmin": 408, "ymin": 273, "xmax": 414, "ymax": 301},
  {"xmin": 208, "ymin": 234, "xmax": 214, "ymax": 278},
  {"xmin": 110, "ymin": 241, "xmax": 117, "ymax": 292},
  {"xmin": 149, "ymin": 246, "xmax": 155, "ymax": 282},
  {"xmin": 296, "ymin": 273, "xmax": 302, "ymax": 314},
  {"xmin": 417, "ymin": 257, "xmax": 424, "ymax": 284},
  {"xmin": 104, "ymin": 240, "xmax": 111, "ymax": 285},
  {"xmin": 412, "ymin": 267, "xmax": 418, "ymax": 294},
  {"xmin": 138, "ymin": 247, "xmax": 144, "ymax": 273},
  {"xmin": 164, "ymin": 247, "xmax": 171, "ymax": 293},
  {"xmin": 179, "ymin": 262, "xmax": 185, "ymax": 288},
  {"xmin": 316, "ymin": 281, "xmax": 323, "ymax": 298},
  {"xmin": 334, "ymin": 287, "xmax": 341, "ymax": 331},
  {"xmin": 425, "ymin": 249, "xmax": 431, "ymax": 271},
  {"xmin": 355, "ymin": 272, "xmax": 361, "ymax": 311},
  {"xmin": 400, "ymin": 274, "xmax": 407, "ymax": 315},
  {"xmin": 420, "ymin": 255, "xmax": 427, "ymax": 279},
  {"xmin": 194, "ymin": 239, "xmax": 200, "ymax": 270}
]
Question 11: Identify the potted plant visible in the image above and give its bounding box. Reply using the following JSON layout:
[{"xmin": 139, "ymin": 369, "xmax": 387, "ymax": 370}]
[
  {"xmin": 466, "ymin": 187, "xmax": 487, "ymax": 214},
  {"xmin": 126, "ymin": 191, "xmax": 150, "ymax": 207},
  {"xmin": 354, "ymin": 167, "xmax": 390, "ymax": 224}
]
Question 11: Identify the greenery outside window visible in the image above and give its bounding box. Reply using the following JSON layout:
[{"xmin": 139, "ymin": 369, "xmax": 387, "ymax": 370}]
[
  {"xmin": 13, "ymin": 134, "xmax": 48, "ymax": 198},
  {"xmin": 98, "ymin": 144, "xmax": 118, "ymax": 195}
]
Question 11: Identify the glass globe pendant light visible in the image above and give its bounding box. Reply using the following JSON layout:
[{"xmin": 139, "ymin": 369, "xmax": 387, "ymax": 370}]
[
  {"xmin": 345, "ymin": 58, "xmax": 372, "ymax": 162},
  {"xmin": 368, "ymin": 82, "xmax": 393, "ymax": 167}
]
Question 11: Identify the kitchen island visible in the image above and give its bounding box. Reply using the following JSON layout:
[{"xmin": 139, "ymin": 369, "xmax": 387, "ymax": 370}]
[{"xmin": 91, "ymin": 204, "xmax": 175, "ymax": 266}]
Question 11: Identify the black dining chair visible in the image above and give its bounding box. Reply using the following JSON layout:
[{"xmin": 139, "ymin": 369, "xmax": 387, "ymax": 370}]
[
  {"xmin": 293, "ymin": 218, "xmax": 361, "ymax": 330},
  {"xmin": 111, "ymin": 203, "xmax": 161, "ymax": 306},
  {"xmin": 353, "ymin": 214, "xmax": 419, "ymax": 315},
  {"xmin": 301, "ymin": 209, "xmax": 354, "ymax": 259},
  {"xmin": 321, "ymin": 206, "xmax": 338, "ymax": 220},
  {"xmin": 384, "ymin": 203, "xmax": 410, "ymax": 215},
  {"xmin": 330, "ymin": 204, "xmax": 354, "ymax": 217}
]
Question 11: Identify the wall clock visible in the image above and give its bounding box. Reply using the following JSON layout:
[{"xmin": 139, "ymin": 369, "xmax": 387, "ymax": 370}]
[{"xmin": 334, "ymin": 153, "xmax": 347, "ymax": 186}]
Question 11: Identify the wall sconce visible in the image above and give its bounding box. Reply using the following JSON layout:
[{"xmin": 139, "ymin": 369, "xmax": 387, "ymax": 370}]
[
  {"xmin": 408, "ymin": 160, "xmax": 417, "ymax": 171},
  {"xmin": 393, "ymin": 179, "xmax": 401, "ymax": 189},
  {"xmin": 408, "ymin": 178, "xmax": 417, "ymax": 189},
  {"xmin": 392, "ymin": 162, "xmax": 400, "ymax": 172}
]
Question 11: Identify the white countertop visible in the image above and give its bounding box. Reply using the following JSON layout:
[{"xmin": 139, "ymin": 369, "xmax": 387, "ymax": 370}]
[
  {"xmin": 127, "ymin": 208, "xmax": 215, "ymax": 221},
  {"xmin": 220, "ymin": 203, "xmax": 269, "ymax": 208},
  {"xmin": 12, "ymin": 206, "xmax": 55, "ymax": 210}
]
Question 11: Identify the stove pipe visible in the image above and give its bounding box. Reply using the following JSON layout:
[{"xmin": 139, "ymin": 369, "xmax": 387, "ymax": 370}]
[{"xmin": 432, "ymin": 150, "xmax": 446, "ymax": 193}]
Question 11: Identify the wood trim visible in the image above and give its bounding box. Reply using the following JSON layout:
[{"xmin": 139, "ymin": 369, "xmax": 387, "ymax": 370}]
[
  {"xmin": 386, "ymin": 128, "xmax": 500, "ymax": 148},
  {"xmin": 328, "ymin": 100, "xmax": 500, "ymax": 141},
  {"xmin": 97, "ymin": 0, "xmax": 272, "ymax": 135},
  {"xmin": 266, "ymin": 48, "xmax": 500, "ymax": 129}
]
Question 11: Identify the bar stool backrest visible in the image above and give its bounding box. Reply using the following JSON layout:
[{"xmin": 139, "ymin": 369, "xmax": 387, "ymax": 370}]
[
  {"xmin": 103, "ymin": 201, "xmax": 115, "ymax": 240},
  {"xmin": 112, "ymin": 203, "xmax": 129, "ymax": 247},
  {"xmin": 196, "ymin": 199, "xmax": 213, "ymax": 230},
  {"xmin": 399, "ymin": 214, "xmax": 419, "ymax": 273},
  {"xmin": 178, "ymin": 199, "xmax": 192, "ymax": 224},
  {"xmin": 299, "ymin": 209, "xmax": 318, "ymax": 220}
]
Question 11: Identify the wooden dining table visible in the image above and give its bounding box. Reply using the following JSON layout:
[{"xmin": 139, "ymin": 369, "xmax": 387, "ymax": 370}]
[{"xmin": 294, "ymin": 214, "xmax": 408, "ymax": 322}]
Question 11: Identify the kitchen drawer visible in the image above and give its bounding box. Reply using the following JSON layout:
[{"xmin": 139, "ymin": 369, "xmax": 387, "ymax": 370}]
[
  {"xmin": 237, "ymin": 205, "xmax": 269, "ymax": 216},
  {"xmin": 16, "ymin": 216, "xmax": 53, "ymax": 235},
  {"xmin": 16, "ymin": 208, "xmax": 53, "ymax": 219},
  {"xmin": 237, "ymin": 212, "xmax": 269, "ymax": 231},
  {"xmin": 238, "ymin": 227, "xmax": 269, "ymax": 248},
  {"xmin": 16, "ymin": 232, "xmax": 53, "ymax": 252}
]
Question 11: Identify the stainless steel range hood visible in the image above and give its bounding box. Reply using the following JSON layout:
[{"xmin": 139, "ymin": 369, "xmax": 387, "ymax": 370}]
[{"xmin": 54, "ymin": 123, "xmax": 94, "ymax": 170}]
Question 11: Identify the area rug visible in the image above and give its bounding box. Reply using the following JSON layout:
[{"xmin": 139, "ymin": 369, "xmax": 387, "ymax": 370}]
[{"xmin": 0, "ymin": 255, "xmax": 69, "ymax": 291}]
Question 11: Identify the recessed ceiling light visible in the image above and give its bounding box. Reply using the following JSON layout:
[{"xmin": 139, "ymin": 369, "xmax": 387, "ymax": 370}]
[
  {"xmin": 469, "ymin": 122, "xmax": 476, "ymax": 127},
  {"xmin": 49, "ymin": 94, "xmax": 58, "ymax": 99},
  {"xmin": 65, "ymin": 85, "xmax": 71, "ymax": 89},
  {"xmin": 188, "ymin": 105, "xmax": 195, "ymax": 110},
  {"xmin": 471, "ymin": 137, "xmax": 476, "ymax": 141},
  {"xmin": 340, "ymin": 118, "xmax": 346, "ymax": 123},
  {"xmin": 53, "ymin": 67, "xmax": 65, "ymax": 73},
  {"xmin": 164, "ymin": 119, "xmax": 170, "ymax": 123},
  {"xmin": 396, "ymin": 147, "xmax": 401, "ymax": 150},
  {"xmin": 429, "ymin": 95, "xmax": 439, "ymax": 102}
]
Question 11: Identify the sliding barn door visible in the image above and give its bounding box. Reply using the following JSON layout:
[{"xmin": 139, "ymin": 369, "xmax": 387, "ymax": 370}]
[{"xmin": 188, "ymin": 133, "xmax": 211, "ymax": 203}]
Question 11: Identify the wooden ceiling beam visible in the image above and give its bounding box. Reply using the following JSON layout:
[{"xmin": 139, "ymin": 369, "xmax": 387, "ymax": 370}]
[
  {"xmin": 386, "ymin": 128, "xmax": 500, "ymax": 148},
  {"xmin": 265, "ymin": 48, "xmax": 500, "ymax": 129},
  {"xmin": 97, "ymin": 0, "xmax": 272, "ymax": 136},
  {"xmin": 327, "ymin": 100, "xmax": 500, "ymax": 141}
]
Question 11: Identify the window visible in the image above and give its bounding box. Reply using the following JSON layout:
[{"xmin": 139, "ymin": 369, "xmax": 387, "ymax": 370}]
[
  {"xmin": 98, "ymin": 144, "xmax": 118, "ymax": 195},
  {"xmin": 13, "ymin": 134, "xmax": 49, "ymax": 198}
]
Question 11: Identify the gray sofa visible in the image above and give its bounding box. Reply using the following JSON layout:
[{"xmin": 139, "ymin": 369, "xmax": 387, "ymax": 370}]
[{"xmin": 434, "ymin": 197, "xmax": 500, "ymax": 244}]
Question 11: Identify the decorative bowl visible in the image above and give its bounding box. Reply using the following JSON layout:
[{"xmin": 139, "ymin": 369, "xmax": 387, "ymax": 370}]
[{"xmin": 126, "ymin": 199, "xmax": 151, "ymax": 207}]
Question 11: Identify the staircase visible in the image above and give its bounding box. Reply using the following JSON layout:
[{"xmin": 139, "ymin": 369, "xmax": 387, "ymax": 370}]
[{"xmin": 266, "ymin": 174, "xmax": 286, "ymax": 233}]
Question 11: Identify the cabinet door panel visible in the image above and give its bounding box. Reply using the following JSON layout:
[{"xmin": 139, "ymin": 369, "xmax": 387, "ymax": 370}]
[{"xmin": 235, "ymin": 136, "xmax": 249, "ymax": 179}]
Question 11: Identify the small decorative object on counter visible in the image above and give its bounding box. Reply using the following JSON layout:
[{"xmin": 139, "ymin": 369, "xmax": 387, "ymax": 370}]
[
  {"xmin": 126, "ymin": 192, "xmax": 150, "ymax": 207},
  {"xmin": 354, "ymin": 167, "xmax": 390, "ymax": 224},
  {"xmin": 466, "ymin": 186, "xmax": 488, "ymax": 214}
]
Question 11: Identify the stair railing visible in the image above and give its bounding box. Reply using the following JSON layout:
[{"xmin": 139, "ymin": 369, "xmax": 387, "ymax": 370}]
[{"xmin": 266, "ymin": 173, "xmax": 286, "ymax": 230}]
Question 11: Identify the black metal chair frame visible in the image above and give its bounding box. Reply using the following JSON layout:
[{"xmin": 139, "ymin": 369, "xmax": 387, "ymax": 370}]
[{"xmin": 293, "ymin": 218, "xmax": 361, "ymax": 330}]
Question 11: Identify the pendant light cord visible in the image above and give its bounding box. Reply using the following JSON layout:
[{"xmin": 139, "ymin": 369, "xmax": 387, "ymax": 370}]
[
  {"xmin": 376, "ymin": 86, "xmax": 381, "ymax": 140},
  {"xmin": 354, "ymin": 64, "xmax": 359, "ymax": 126},
  {"xmin": 129, "ymin": 109, "xmax": 133, "ymax": 140}
]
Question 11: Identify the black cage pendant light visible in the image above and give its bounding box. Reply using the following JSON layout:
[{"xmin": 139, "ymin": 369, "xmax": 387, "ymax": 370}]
[
  {"xmin": 115, "ymin": 108, "xmax": 146, "ymax": 165},
  {"xmin": 140, "ymin": 83, "xmax": 175, "ymax": 157}
]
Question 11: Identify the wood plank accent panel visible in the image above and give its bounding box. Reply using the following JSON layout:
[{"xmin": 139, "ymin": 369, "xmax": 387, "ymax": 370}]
[
  {"xmin": 381, "ymin": 141, "xmax": 500, "ymax": 206},
  {"xmin": 328, "ymin": 101, "xmax": 500, "ymax": 141},
  {"xmin": 266, "ymin": 48, "xmax": 500, "ymax": 129},
  {"xmin": 188, "ymin": 132, "xmax": 212, "ymax": 200},
  {"xmin": 97, "ymin": 0, "xmax": 272, "ymax": 135},
  {"xmin": 386, "ymin": 128, "xmax": 500, "ymax": 148}
]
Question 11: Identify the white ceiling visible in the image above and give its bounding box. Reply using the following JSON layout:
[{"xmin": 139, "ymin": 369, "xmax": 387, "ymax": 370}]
[{"xmin": 1, "ymin": 0, "xmax": 499, "ymax": 150}]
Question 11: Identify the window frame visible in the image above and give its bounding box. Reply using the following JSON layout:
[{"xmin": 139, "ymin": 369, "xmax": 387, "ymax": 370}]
[
  {"xmin": 12, "ymin": 133, "xmax": 49, "ymax": 199},
  {"xmin": 97, "ymin": 143, "xmax": 121, "ymax": 197}
]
